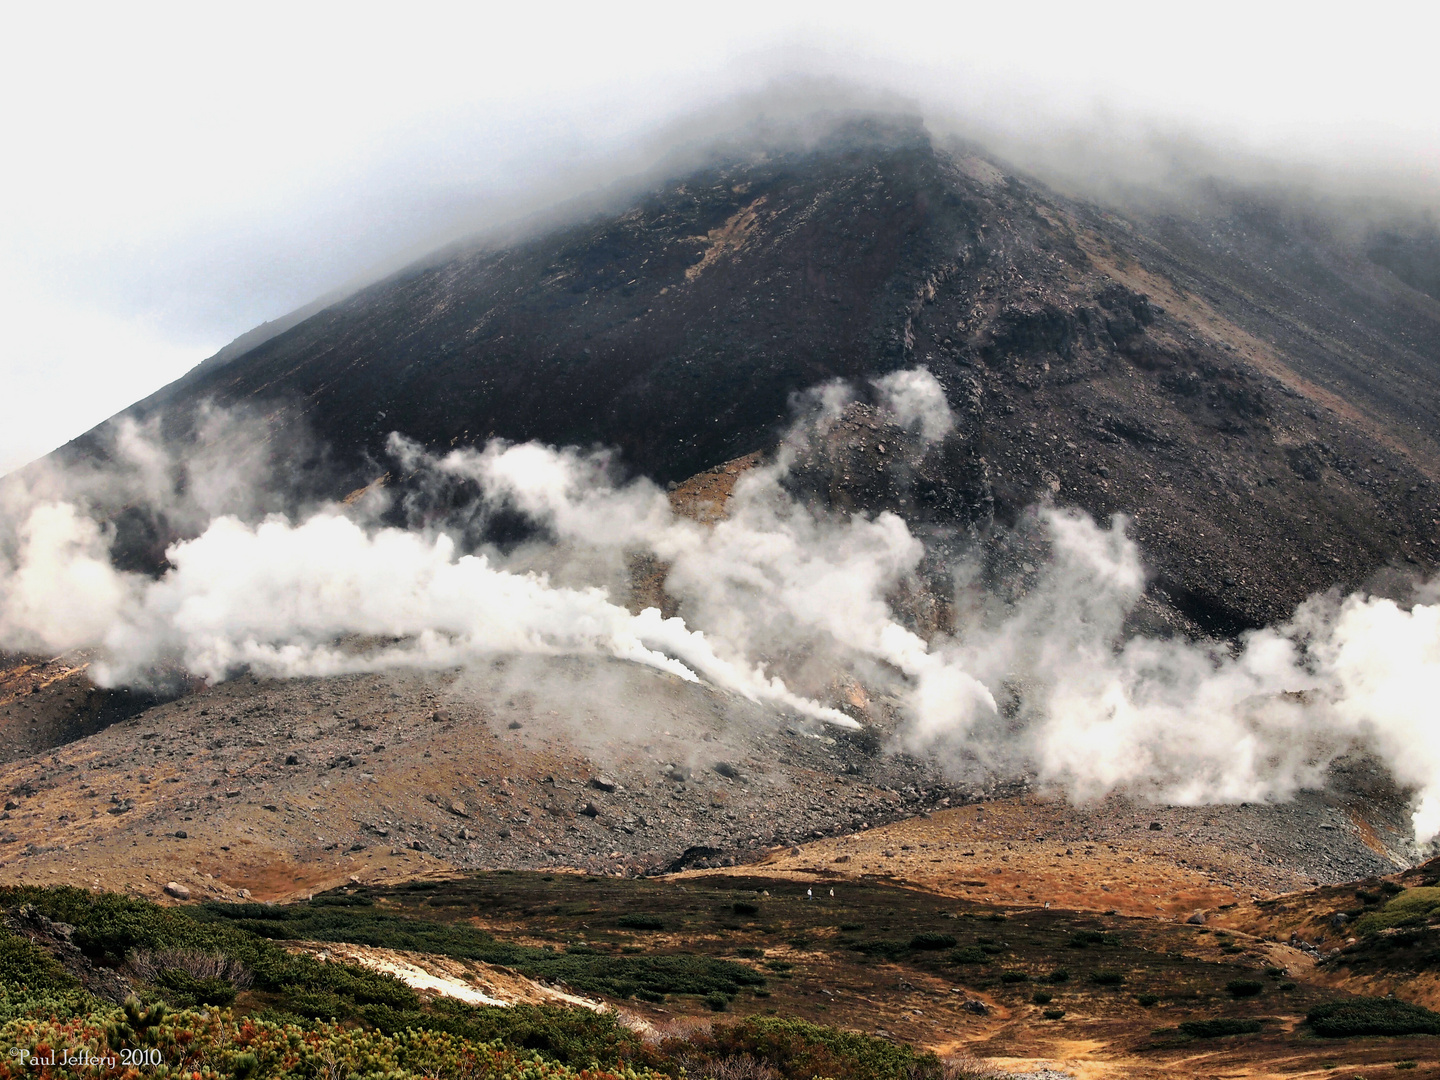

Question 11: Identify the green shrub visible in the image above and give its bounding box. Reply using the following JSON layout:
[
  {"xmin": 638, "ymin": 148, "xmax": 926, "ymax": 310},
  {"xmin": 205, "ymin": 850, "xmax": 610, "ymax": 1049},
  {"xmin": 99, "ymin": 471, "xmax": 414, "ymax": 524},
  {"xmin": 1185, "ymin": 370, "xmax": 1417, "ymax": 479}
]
[
  {"xmin": 617, "ymin": 914, "xmax": 665, "ymax": 930},
  {"xmin": 948, "ymin": 946, "xmax": 989, "ymax": 964},
  {"xmin": 153, "ymin": 969, "xmax": 237, "ymax": 1007},
  {"xmin": 1, "ymin": 884, "xmax": 997, "ymax": 1080},
  {"xmin": 0, "ymin": 929, "xmax": 77, "ymax": 991},
  {"xmin": 1042, "ymin": 1008, "xmax": 1065, "ymax": 1020},
  {"xmin": 1047, "ymin": 968, "xmax": 1070, "ymax": 983},
  {"xmin": 1089, "ymin": 970, "xmax": 1124, "ymax": 986},
  {"xmin": 1307, "ymin": 997, "xmax": 1440, "ymax": 1037},
  {"xmin": 1031, "ymin": 991, "xmax": 1052, "ymax": 1005},
  {"xmin": 283, "ymin": 989, "xmax": 348, "ymax": 1020},
  {"xmin": 0, "ymin": 885, "xmax": 418, "ymax": 1020},
  {"xmin": 666, "ymin": 1015, "xmax": 940, "ymax": 1080},
  {"xmin": 1068, "ymin": 930, "xmax": 1106, "ymax": 949},
  {"xmin": 1000, "ymin": 971, "xmax": 1029, "ymax": 984},
  {"xmin": 5, "ymin": 1005, "xmax": 664, "ymax": 1080},
  {"xmin": 1226, "ymin": 979, "xmax": 1263, "ymax": 998},
  {"xmin": 732, "ymin": 902, "xmax": 760, "ymax": 916},
  {"xmin": 1137, "ymin": 993, "xmax": 1159, "ymax": 1007},
  {"xmin": 910, "ymin": 932, "xmax": 957, "ymax": 951},
  {"xmin": 1354, "ymin": 888, "xmax": 1440, "ymax": 935},
  {"xmin": 360, "ymin": 1001, "xmax": 648, "ymax": 1068},
  {"xmin": 1, "ymin": 885, "xmax": 769, "ymax": 1018},
  {"xmin": 1179, "ymin": 1018, "xmax": 1262, "ymax": 1038},
  {"xmin": 852, "ymin": 940, "xmax": 911, "ymax": 959},
  {"xmin": 216, "ymin": 892, "xmax": 759, "ymax": 1001}
]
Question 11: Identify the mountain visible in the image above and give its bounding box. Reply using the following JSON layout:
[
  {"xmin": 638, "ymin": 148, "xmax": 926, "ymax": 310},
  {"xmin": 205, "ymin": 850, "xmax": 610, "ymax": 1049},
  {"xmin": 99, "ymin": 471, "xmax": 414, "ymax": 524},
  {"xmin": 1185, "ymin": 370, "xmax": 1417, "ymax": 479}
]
[
  {"xmin": 6, "ymin": 113, "xmax": 1440, "ymax": 1078},
  {"xmin": 57, "ymin": 114, "xmax": 1440, "ymax": 638}
]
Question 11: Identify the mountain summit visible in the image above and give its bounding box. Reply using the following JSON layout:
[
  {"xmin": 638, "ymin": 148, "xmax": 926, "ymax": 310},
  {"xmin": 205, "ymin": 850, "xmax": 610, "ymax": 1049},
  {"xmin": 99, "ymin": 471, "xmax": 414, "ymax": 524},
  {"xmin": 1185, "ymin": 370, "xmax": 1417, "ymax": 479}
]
[{"xmin": 57, "ymin": 115, "xmax": 1440, "ymax": 636}]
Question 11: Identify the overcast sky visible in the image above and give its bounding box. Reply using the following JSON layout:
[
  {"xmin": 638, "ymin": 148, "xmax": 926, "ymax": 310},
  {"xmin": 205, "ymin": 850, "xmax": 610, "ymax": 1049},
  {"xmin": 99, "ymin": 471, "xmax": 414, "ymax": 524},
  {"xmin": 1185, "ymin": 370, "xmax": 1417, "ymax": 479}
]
[{"xmin": 3, "ymin": 1, "xmax": 1438, "ymax": 472}]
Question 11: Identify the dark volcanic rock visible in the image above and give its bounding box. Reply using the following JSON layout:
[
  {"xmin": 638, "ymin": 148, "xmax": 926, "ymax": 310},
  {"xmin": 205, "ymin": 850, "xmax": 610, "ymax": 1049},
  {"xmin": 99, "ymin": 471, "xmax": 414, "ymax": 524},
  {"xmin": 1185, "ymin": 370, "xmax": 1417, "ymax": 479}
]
[
  {"xmin": 46, "ymin": 115, "xmax": 1440, "ymax": 640},
  {"xmin": 5, "ymin": 904, "xmax": 133, "ymax": 1002}
]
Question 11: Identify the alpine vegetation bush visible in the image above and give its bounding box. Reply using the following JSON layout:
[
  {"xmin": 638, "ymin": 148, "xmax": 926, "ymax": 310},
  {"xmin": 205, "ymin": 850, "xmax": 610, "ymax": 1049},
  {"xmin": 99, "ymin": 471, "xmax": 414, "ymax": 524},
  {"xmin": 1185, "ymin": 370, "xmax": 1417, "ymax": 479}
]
[
  {"xmin": 1178, "ymin": 1017, "xmax": 1262, "ymax": 1038},
  {"xmin": 1307, "ymin": 997, "xmax": 1440, "ymax": 1037}
]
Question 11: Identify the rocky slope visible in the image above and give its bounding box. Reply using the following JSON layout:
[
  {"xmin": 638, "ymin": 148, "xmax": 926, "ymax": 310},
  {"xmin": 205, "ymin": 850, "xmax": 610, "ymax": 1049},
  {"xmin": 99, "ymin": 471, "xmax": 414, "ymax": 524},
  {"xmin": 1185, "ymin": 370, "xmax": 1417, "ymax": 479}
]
[
  {"xmin": 49, "ymin": 114, "xmax": 1440, "ymax": 638},
  {"xmin": 0, "ymin": 650, "xmax": 1411, "ymax": 908}
]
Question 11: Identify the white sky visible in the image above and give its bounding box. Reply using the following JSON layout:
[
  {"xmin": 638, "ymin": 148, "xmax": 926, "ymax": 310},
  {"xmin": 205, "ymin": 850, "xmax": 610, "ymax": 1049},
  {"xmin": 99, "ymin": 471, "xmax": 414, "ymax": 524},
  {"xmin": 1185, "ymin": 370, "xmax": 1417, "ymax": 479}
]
[{"xmin": 3, "ymin": 0, "xmax": 1438, "ymax": 472}]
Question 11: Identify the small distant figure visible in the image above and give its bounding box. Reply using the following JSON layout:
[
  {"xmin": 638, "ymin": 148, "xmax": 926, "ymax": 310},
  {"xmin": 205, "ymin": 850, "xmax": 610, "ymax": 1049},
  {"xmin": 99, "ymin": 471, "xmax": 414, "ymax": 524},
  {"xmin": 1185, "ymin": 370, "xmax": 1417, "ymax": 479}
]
[
  {"xmin": 1044, "ymin": 901, "xmax": 1050, "ymax": 909},
  {"xmin": 829, "ymin": 888, "xmax": 835, "ymax": 897},
  {"xmin": 806, "ymin": 887, "xmax": 813, "ymax": 899}
]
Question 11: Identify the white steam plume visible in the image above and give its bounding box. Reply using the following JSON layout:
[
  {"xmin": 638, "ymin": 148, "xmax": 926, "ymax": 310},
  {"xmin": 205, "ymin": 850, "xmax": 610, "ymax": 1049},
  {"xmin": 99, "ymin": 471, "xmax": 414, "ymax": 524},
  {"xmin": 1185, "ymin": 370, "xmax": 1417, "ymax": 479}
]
[
  {"xmin": 1, "ymin": 370, "xmax": 1439, "ymax": 842},
  {"xmin": 872, "ymin": 368, "xmax": 955, "ymax": 442},
  {"xmin": 93, "ymin": 512, "xmax": 853, "ymax": 728},
  {"xmin": 934, "ymin": 507, "xmax": 1440, "ymax": 841}
]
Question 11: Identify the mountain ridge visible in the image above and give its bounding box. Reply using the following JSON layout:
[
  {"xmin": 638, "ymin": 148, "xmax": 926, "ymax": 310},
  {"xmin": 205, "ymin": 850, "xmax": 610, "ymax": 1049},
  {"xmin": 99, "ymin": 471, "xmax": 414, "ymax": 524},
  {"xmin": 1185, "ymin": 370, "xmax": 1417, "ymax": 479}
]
[{"xmin": 34, "ymin": 114, "xmax": 1440, "ymax": 635}]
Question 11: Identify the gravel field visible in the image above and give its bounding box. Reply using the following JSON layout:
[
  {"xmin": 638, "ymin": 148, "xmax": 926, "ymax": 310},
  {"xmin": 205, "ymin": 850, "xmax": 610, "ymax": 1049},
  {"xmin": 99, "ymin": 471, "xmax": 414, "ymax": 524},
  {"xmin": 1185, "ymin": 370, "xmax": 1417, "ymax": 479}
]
[{"xmin": 0, "ymin": 656, "xmax": 1418, "ymax": 905}]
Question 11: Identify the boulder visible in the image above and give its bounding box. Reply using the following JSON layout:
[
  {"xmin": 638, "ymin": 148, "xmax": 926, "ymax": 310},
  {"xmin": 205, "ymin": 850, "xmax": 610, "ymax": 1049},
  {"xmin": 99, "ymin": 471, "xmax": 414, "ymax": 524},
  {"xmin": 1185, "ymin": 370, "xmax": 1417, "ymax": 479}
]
[{"xmin": 163, "ymin": 881, "xmax": 191, "ymax": 900}]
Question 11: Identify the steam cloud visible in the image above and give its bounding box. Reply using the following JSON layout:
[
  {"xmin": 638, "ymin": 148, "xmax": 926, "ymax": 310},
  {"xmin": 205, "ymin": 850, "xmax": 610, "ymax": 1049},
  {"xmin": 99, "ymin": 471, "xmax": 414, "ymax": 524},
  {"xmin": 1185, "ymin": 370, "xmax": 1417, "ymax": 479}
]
[{"xmin": 2, "ymin": 371, "xmax": 1438, "ymax": 843}]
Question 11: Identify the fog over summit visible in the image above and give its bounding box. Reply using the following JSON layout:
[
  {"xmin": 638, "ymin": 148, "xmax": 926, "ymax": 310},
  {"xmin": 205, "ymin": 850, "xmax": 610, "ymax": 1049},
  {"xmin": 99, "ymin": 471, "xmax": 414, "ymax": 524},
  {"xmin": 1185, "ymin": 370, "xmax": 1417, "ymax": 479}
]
[{"xmin": 4, "ymin": 0, "xmax": 1439, "ymax": 470}]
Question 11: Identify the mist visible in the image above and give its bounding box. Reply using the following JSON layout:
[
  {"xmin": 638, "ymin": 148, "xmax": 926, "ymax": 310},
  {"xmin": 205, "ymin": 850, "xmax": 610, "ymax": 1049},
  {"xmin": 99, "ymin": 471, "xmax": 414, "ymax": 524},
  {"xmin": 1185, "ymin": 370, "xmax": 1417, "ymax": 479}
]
[
  {"xmin": 5, "ymin": 4, "xmax": 1440, "ymax": 471},
  {"xmin": 2, "ymin": 372, "xmax": 1437, "ymax": 847}
]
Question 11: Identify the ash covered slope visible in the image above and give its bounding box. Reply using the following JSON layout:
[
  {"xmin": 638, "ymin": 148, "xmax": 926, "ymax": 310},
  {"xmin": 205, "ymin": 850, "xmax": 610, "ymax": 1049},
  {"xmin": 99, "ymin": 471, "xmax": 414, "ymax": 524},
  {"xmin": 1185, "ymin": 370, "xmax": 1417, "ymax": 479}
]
[
  {"xmin": 67, "ymin": 116, "xmax": 1440, "ymax": 634},
  {"xmin": 110, "ymin": 117, "xmax": 963, "ymax": 482}
]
